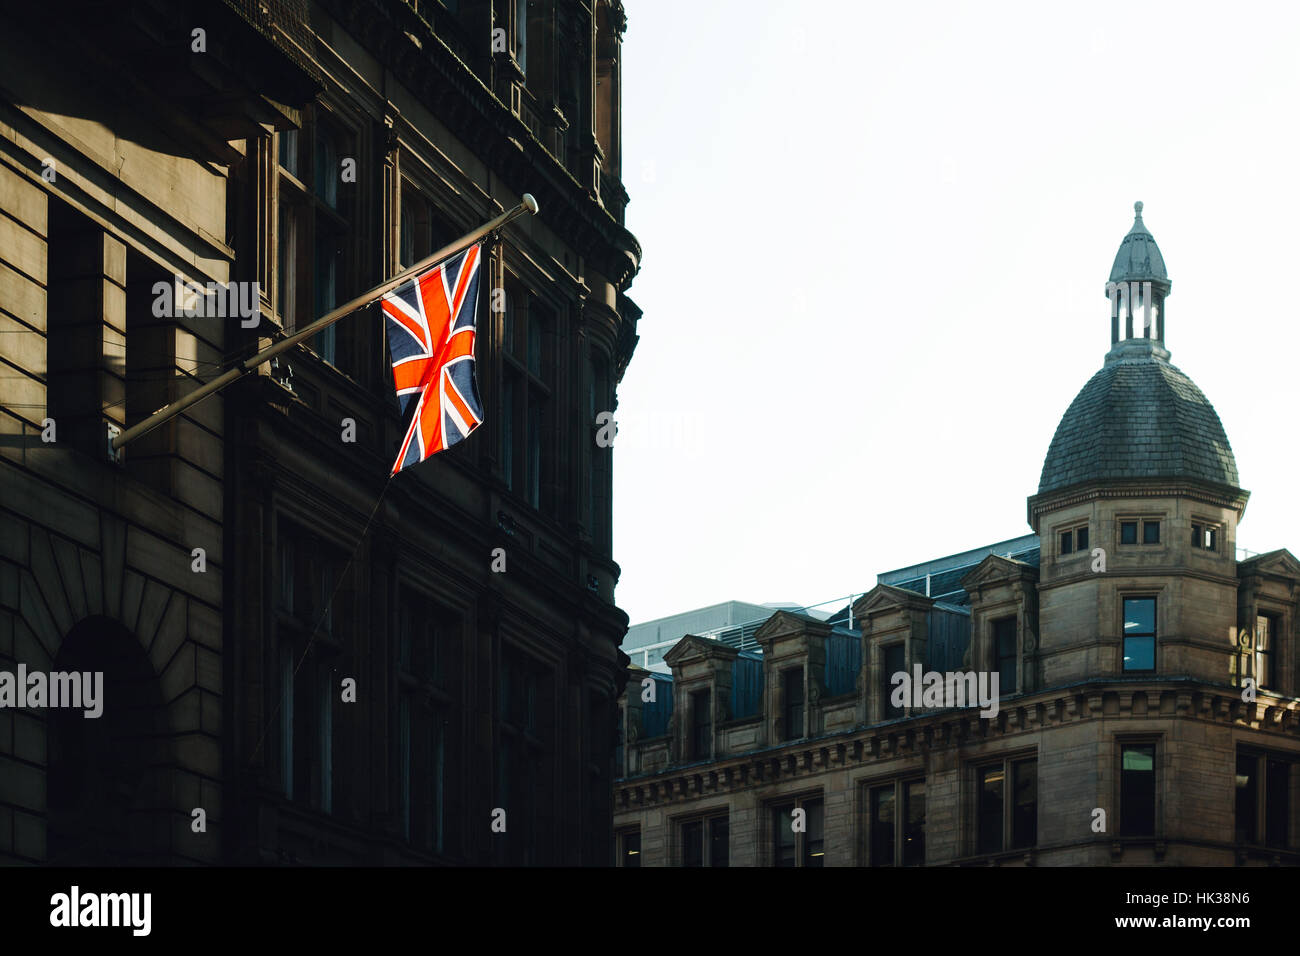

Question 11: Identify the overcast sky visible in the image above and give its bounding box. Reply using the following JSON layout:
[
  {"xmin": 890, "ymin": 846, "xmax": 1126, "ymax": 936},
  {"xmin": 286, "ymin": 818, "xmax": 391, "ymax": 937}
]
[{"xmin": 613, "ymin": 0, "xmax": 1300, "ymax": 625}]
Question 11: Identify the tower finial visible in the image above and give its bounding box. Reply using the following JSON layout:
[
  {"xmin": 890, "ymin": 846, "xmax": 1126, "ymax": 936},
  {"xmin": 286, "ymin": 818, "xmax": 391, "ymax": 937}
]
[{"xmin": 1134, "ymin": 200, "xmax": 1144, "ymax": 217}]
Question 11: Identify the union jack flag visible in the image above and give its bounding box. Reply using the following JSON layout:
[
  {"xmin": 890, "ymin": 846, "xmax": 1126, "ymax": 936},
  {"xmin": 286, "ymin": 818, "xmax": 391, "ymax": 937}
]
[{"xmin": 381, "ymin": 243, "xmax": 484, "ymax": 474}]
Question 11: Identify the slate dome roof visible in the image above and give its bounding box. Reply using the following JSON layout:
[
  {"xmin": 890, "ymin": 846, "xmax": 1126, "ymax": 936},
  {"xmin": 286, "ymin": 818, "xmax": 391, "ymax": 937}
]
[{"xmin": 1038, "ymin": 349, "xmax": 1239, "ymax": 494}]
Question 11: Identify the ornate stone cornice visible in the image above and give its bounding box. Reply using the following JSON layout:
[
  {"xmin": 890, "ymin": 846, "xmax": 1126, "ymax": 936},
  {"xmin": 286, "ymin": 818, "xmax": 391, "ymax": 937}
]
[
  {"xmin": 1027, "ymin": 477, "xmax": 1250, "ymax": 529},
  {"xmin": 615, "ymin": 679, "xmax": 1300, "ymax": 808}
]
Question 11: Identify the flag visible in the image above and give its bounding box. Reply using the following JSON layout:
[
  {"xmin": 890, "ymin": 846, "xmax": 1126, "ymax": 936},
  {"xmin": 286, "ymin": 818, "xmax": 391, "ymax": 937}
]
[{"xmin": 381, "ymin": 243, "xmax": 484, "ymax": 474}]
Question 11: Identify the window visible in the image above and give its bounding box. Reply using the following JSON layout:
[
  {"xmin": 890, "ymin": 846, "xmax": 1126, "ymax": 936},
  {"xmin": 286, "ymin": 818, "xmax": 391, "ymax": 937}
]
[
  {"xmin": 1267, "ymin": 758, "xmax": 1290, "ymax": 848},
  {"xmin": 1254, "ymin": 614, "xmax": 1275, "ymax": 690},
  {"xmin": 514, "ymin": 0, "xmax": 528, "ymax": 72},
  {"xmin": 1143, "ymin": 520, "xmax": 1161, "ymax": 544},
  {"xmin": 867, "ymin": 778, "xmax": 925, "ymax": 866},
  {"xmin": 975, "ymin": 757, "xmax": 1036, "ymax": 855},
  {"xmin": 587, "ymin": 352, "xmax": 611, "ymax": 550},
  {"xmin": 1235, "ymin": 753, "xmax": 1257, "ymax": 844},
  {"xmin": 977, "ymin": 765, "xmax": 1003, "ymax": 855},
  {"xmin": 1122, "ymin": 597, "xmax": 1156, "ymax": 672},
  {"xmin": 497, "ymin": 648, "xmax": 551, "ymax": 864},
  {"xmin": 1058, "ymin": 524, "xmax": 1088, "ymax": 557},
  {"xmin": 125, "ymin": 249, "xmax": 176, "ymax": 490},
  {"xmin": 614, "ymin": 706, "xmax": 624, "ymax": 777},
  {"xmin": 771, "ymin": 796, "xmax": 824, "ymax": 867},
  {"xmin": 46, "ymin": 199, "xmax": 109, "ymax": 458},
  {"xmin": 869, "ymin": 784, "xmax": 895, "ymax": 866},
  {"xmin": 680, "ymin": 812, "xmax": 729, "ymax": 867},
  {"xmin": 1191, "ymin": 522, "xmax": 1220, "ymax": 551},
  {"xmin": 883, "ymin": 643, "xmax": 905, "ymax": 719},
  {"xmin": 690, "ymin": 689, "xmax": 711, "ymax": 760},
  {"xmin": 1120, "ymin": 521, "xmax": 1138, "ymax": 545},
  {"xmin": 399, "ymin": 184, "xmax": 458, "ymax": 271},
  {"xmin": 501, "ymin": 286, "xmax": 555, "ymax": 512},
  {"xmin": 1120, "ymin": 743, "xmax": 1156, "ymax": 837},
  {"xmin": 278, "ymin": 112, "xmax": 358, "ymax": 373},
  {"xmin": 277, "ymin": 523, "xmax": 346, "ymax": 812},
  {"xmin": 782, "ymin": 668, "xmax": 804, "ymax": 741},
  {"xmin": 616, "ymin": 828, "xmax": 640, "ymax": 867},
  {"xmin": 1012, "ymin": 759, "xmax": 1037, "ymax": 848},
  {"xmin": 397, "ymin": 590, "xmax": 457, "ymax": 854},
  {"xmin": 993, "ymin": 617, "xmax": 1017, "ymax": 694}
]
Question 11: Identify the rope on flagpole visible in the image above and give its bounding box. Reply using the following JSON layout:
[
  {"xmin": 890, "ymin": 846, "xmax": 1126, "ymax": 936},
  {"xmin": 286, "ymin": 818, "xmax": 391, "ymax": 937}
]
[{"xmin": 244, "ymin": 473, "xmax": 396, "ymax": 772}]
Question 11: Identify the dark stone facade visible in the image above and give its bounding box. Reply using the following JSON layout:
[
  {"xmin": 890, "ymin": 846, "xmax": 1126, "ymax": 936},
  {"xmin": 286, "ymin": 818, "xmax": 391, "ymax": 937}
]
[{"xmin": 0, "ymin": 0, "xmax": 638, "ymax": 865}]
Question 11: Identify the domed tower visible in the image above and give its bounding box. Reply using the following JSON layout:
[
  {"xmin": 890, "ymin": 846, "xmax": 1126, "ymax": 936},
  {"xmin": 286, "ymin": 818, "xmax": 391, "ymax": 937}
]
[{"xmin": 1027, "ymin": 203, "xmax": 1249, "ymax": 687}]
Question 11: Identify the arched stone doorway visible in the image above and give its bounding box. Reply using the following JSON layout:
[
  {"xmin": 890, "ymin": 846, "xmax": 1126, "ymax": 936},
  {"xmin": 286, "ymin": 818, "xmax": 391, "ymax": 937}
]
[{"xmin": 46, "ymin": 616, "xmax": 171, "ymax": 865}]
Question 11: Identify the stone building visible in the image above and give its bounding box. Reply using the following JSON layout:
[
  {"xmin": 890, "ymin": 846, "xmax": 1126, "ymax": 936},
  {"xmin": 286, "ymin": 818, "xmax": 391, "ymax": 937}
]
[
  {"xmin": 613, "ymin": 204, "xmax": 1300, "ymax": 867},
  {"xmin": 0, "ymin": 0, "xmax": 639, "ymax": 865}
]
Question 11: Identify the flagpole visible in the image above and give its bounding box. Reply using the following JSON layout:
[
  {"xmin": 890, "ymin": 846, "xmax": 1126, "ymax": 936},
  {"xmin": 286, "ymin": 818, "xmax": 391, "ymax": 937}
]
[{"xmin": 110, "ymin": 194, "xmax": 539, "ymax": 451}]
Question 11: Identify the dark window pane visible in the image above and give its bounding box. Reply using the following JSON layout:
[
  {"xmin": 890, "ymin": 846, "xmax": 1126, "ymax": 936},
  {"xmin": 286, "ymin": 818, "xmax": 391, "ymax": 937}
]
[
  {"xmin": 527, "ymin": 397, "xmax": 542, "ymax": 508},
  {"xmin": 622, "ymin": 830, "xmax": 640, "ymax": 867},
  {"xmin": 1123, "ymin": 598, "xmax": 1156, "ymax": 672},
  {"xmin": 884, "ymin": 644, "xmax": 905, "ymax": 719},
  {"xmin": 1120, "ymin": 745, "xmax": 1156, "ymax": 837},
  {"xmin": 1235, "ymin": 754, "xmax": 1257, "ymax": 843},
  {"xmin": 978, "ymin": 766, "xmax": 1004, "ymax": 854},
  {"xmin": 682, "ymin": 820, "xmax": 703, "ymax": 867},
  {"xmin": 994, "ymin": 617, "xmax": 1017, "ymax": 694},
  {"xmin": 1012, "ymin": 759, "xmax": 1037, "ymax": 848},
  {"xmin": 1124, "ymin": 636, "xmax": 1155, "ymax": 671},
  {"xmin": 1121, "ymin": 521, "xmax": 1138, "ymax": 545},
  {"xmin": 773, "ymin": 805, "xmax": 796, "ymax": 867},
  {"xmin": 1144, "ymin": 521, "xmax": 1160, "ymax": 544},
  {"xmin": 527, "ymin": 310, "xmax": 543, "ymax": 376},
  {"xmin": 709, "ymin": 817, "xmax": 730, "ymax": 867},
  {"xmin": 1256, "ymin": 616, "xmax": 1273, "ymax": 689},
  {"xmin": 1266, "ymin": 760, "xmax": 1289, "ymax": 848},
  {"xmin": 501, "ymin": 376, "xmax": 516, "ymax": 491},
  {"xmin": 903, "ymin": 780, "xmax": 925, "ymax": 866},
  {"xmin": 691, "ymin": 690, "xmax": 711, "ymax": 760},
  {"xmin": 783, "ymin": 668, "xmax": 804, "ymax": 741},
  {"xmin": 1076, "ymin": 526, "xmax": 1089, "ymax": 551},
  {"xmin": 1060, "ymin": 530, "xmax": 1073, "ymax": 555},
  {"xmin": 1191, "ymin": 523, "xmax": 1202, "ymax": 549},
  {"xmin": 803, "ymin": 799, "xmax": 824, "ymax": 867},
  {"xmin": 870, "ymin": 785, "xmax": 895, "ymax": 867},
  {"xmin": 279, "ymin": 128, "xmax": 300, "ymax": 176}
]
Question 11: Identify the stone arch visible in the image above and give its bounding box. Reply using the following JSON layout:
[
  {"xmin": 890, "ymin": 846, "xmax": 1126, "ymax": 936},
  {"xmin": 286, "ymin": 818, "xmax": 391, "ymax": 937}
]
[
  {"xmin": 46, "ymin": 615, "xmax": 171, "ymax": 865},
  {"xmin": 4, "ymin": 517, "xmax": 213, "ymax": 864}
]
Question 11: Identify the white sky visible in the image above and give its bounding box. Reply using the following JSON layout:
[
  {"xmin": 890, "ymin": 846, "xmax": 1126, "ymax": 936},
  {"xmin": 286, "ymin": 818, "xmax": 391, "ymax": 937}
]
[{"xmin": 613, "ymin": 0, "xmax": 1300, "ymax": 625}]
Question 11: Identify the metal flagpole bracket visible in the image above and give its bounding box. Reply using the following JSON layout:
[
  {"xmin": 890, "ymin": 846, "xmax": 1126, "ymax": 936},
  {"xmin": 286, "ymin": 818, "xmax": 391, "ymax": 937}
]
[{"xmin": 111, "ymin": 194, "xmax": 539, "ymax": 451}]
